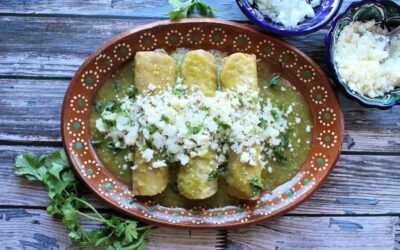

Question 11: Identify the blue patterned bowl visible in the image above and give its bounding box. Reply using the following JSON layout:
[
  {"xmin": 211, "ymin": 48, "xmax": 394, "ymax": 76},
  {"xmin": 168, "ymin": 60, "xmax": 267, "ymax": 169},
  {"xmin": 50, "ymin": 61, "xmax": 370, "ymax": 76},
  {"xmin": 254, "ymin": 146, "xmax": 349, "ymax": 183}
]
[
  {"xmin": 326, "ymin": 0, "xmax": 400, "ymax": 108},
  {"xmin": 236, "ymin": 0, "xmax": 343, "ymax": 36}
]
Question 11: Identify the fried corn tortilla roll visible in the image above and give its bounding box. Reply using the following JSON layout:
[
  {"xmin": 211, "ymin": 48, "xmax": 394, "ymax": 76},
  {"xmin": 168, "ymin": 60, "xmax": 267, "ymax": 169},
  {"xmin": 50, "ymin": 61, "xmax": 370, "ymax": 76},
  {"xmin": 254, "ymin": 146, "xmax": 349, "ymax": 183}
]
[
  {"xmin": 177, "ymin": 50, "xmax": 219, "ymax": 199},
  {"xmin": 180, "ymin": 49, "xmax": 218, "ymax": 96},
  {"xmin": 134, "ymin": 51, "xmax": 177, "ymax": 94},
  {"xmin": 220, "ymin": 53, "xmax": 263, "ymax": 200},
  {"xmin": 132, "ymin": 51, "xmax": 176, "ymax": 196}
]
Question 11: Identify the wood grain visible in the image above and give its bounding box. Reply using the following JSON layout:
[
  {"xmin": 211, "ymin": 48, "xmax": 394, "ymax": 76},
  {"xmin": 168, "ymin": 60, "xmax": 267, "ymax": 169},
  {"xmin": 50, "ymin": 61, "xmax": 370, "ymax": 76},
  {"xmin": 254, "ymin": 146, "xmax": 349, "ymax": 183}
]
[
  {"xmin": 0, "ymin": 15, "xmax": 347, "ymax": 78},
  {"xmin": 1, "ymin": 0, "xmax": 399, "ymax": 248},
  {"xmin": 0, "ymin": 208, "xmax": 398, "ymax": 249},
  {"xmin": 1, "ymin": 78, "xmax": 399, "ymax": 152},
  {"xmin": 0, "ymin": 208, "xmax": 221, "ymax": 250},
  {"xmin": 0, "ymin": 0, "xmax": 354, "ymax": 20},
  {"xmin": 2, "ymin": 145, "xmax": 400, "ymax": 215},
  {"xmin": 227, "ymin": 216, "xmax": 400, "ymax": 249}
]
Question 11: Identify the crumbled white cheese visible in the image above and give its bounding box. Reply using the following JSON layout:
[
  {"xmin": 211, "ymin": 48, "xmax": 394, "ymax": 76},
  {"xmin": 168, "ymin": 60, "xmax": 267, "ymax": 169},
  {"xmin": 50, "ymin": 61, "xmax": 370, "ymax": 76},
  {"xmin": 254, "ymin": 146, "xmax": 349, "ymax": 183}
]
[
  {"xmin": 334, "ymin": 21, "xmax": 400, "ymax": 97},
  {"xmin": 142, "ymin": 148, "xmax": 154, "ymax": 162},
  {"xmin": 97, "ymin": 85, "xmax": 293, "ymax": 168},
  {"xmin": 256, "ymin": 0, "xmax": 321, "ymax": 28},
  {"xmin": 152, "ymin": 160, "xmax": 167, "ymax": 168}
]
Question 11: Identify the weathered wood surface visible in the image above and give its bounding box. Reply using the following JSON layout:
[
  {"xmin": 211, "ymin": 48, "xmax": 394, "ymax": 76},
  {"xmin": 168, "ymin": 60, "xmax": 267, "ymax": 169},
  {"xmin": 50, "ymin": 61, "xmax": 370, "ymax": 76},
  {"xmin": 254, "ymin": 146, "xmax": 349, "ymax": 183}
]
[
  {"xmin": 3, "ymin": 145, "xmax": 400, "ymax": 215},
  {"xmin": 0, "ymin": 209, "xmax": 398, "ymax": 249},
  {"xmin": 0, "ymin": 16, "xmax": 337, "ymax": 78},
  {"xmin": 0, "ymin": 0, "xmax": 355, "ymax": 20},
  {"xmin": 0, "ymin": 209, "xmax": 222, "ymax": 249},
  {"xmin": 1, "ymin": 0, "xmax": 400, "ymax": 249},
  {"xmin": 227, "ymin": 216, "xmax": 400, "ymax": 250},
  {"xmin": 1, "ymin": 79, "xmax": 399, "ymax": 152}
]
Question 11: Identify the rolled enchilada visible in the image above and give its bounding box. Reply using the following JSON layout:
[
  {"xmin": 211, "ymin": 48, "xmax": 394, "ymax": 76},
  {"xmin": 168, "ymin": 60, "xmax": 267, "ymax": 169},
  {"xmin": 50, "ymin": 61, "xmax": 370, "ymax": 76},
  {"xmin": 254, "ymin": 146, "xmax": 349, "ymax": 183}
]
[
  {"xmin": 132, "ymin": 51, "xmax": 176, "ymax": 196},
  {"xmin": 220, "ymin": 53, "xmax": 264, "ymax": 200},
  {"xmin": 177, "ymin": 50, "xmax": 219, "ymax": 200}
]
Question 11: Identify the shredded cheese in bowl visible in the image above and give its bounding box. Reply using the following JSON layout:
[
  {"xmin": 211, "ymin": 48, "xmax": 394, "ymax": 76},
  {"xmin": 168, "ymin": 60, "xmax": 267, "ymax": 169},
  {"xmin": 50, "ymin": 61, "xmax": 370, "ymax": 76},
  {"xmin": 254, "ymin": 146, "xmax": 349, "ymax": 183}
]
[
  {"xmin": 334, "ymin": 21, "xmax": 400, "ymax": 98},
  {"xmin": 255, "ymin": 0, "xmax": 321, "ymax": 28}
]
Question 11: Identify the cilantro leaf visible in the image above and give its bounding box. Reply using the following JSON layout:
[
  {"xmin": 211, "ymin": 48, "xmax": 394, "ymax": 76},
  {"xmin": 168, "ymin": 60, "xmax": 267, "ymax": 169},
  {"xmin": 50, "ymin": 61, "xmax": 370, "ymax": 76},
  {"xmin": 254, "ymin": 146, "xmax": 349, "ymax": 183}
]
[
  {"xmin": 14, "ymin": 153, "xmax": 46, "ymax": 181},
  {"xmin": 208, "ymin": 169, "xmax": 218, "ymax": 181},
  {"xmin": 168, "ymin": 0, "xmax": 216, "ymax": 19},
  {"xmin": 14, "ymin": 149, "xmax": 154, "ymax": 249},
  {"xmin": 269, "ymin": 73, "xmax": 281, "ymax": 87},
  {"xmin": 248, "ymin": 176, "xmax": 263, "ymax": 197}
]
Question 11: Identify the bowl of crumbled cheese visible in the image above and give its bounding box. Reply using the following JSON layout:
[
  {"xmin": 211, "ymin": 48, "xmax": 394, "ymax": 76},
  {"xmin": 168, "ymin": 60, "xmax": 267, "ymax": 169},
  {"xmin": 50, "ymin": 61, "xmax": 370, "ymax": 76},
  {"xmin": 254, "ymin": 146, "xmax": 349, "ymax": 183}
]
[
  {"xmin": 326, "ymin": 0, "xmax": 400, "ymax": 108},
  {"xmin": 236, "ymin": 0, "xmax": 343, "ymax": 36}
]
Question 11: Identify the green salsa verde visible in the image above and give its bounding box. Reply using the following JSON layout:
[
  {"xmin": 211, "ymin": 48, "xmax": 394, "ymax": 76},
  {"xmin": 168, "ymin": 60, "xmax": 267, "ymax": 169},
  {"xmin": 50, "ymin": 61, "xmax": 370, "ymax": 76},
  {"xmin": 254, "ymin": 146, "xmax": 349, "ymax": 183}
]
[{"xmin": 90, "ymin": 50, "xmax": 312, "ymax": 209}]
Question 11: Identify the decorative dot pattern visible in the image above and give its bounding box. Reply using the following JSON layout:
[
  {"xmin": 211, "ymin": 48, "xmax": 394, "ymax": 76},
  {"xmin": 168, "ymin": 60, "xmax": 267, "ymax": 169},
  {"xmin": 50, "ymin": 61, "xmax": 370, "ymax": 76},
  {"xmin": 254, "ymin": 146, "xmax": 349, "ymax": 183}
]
[
  {"xmin": 95, "ymin": 54, "xmax": 113, "ymax": 73},
  {"xmin": 187, "ymin": 27, "xmax": 205, "ymax": 45},
  {"xmin": 69, "ymin": 94, "xmax": 89, "ymax": 114},
  {"xmin": 68, "ymin": 139, "xmax": 88, "ymax": 157},
  {"xmin": 318, "ymin": 108, "xmax": 337, "ymax": 127},
  {"xmin": 66, "ymin": 118, "xmax": 85, "ymax": 137},
  {"xmin": 256, "ymin": 40, "xmax": 275, "ymax": 58},
  {"xmin": 279, "ymin": 50, "xmax": 298, "ymax": 68},
  {"xmin": 139, "ymin": 32, "xmax": 158, "ymax": 50},
  {"xmin": 317, "ymin": 130, "xmax": 338, "ymax": 149},
  {"xmin": 98, "ymin": 178, "xmax": 118, "ymax": 197},
  {"xmin": 310, "ymin": 85, "xmax": 328, "ymax": 104},
  {"xmin": 297, "ymin": 65, "xmax": 316, "ymax": 83},
  {"xmin": 81, "ymin": 70, "xmax": 99, "ymax": 90},
  {"xmin": 113, "ymin": 43, "xmax": 132, "ymax": 61},
  {"xmin": 209, "ymin": 28, "xmax": 227, "ymax": 46},
  {"xmin": 233, "ymin": 34, "xmax": 252, "ymax": 52},
  {"xmin": 81, "ymin": 159, "xmax": 100, "ymax": 178},
  {"xmin": 311, "ymin": 153, "xmax": 329, "ymax": 171},
  {"xmin": 165, "ymin": 29, "xmax": 183, "ymax": 46}
]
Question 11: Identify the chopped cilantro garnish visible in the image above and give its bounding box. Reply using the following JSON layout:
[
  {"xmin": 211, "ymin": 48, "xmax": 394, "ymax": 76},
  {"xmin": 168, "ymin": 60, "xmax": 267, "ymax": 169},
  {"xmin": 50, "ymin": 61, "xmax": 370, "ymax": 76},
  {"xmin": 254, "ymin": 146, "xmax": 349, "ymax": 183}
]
[
  {"xmin": 104, "ymin": 100, "xmax": 117, "ymax": 112},
  {"xmin": 155, "ymin": 151, "xmax": 175, "ymax": 163},
  {"xmin": 238, "ymin": 96, "xmax": 244, "ymax": 105},
  {"xmin": 185, "ymin": 121, "xmax": 202, "ymax": 134},
  {"xmin": 200, "ymin": 105, "xmax": 210, "ymax": 111},
  {"xmin": 213, "ymin": 117, "xmax": 231, "ymax": 130},
  {"xmin": 172, "ymin": 87, "xmax": 186, "ymax": 97},
  {"xmin": 127, "ymin": 86, "xmax": 137, "ymax": 98},
  {"xmin": 248, "ymin": 176, "xmax": 263, "ymax": 197},
  {"xmin": 161, "ymin": 114, "xmax": 170, "ymax": 123},
  {"xmin": 269, "ymin": 73, "xmax": 281, "ymax": 87},
  {"xmin": 258, "ymin": 117, "xmax": 267, "ymax": 129},
  {"xmin": 271, "ymin": 109, "xmax": 279, "ymax": 121},
  {"xmin": 145, "ymin": 138, "xmax": 154, "ymax": 149},
  {"xmin": 94, "ymin": 101, "xmax": 102, "ymax": 113},
  {"xmin": 208, "ymin": 169, "xmax": 218, "ymax": 181},
  {"xmin": 113, "ymin": 80, "xmax": 122, "ymax": 91},
  {"xmin": 90, "ymin": 139, "xmax": 103, "ymax": 148},
  {"xmin": 106, "ymin": 141, "xmax": 121, "ymax": 155},
  {"xmin": 272, "ymin": 134, "xmax": 290, "ymax": 163},
  {"xmin": 145, "ymin": 124, "xmax": 158, "ymax": 135}
]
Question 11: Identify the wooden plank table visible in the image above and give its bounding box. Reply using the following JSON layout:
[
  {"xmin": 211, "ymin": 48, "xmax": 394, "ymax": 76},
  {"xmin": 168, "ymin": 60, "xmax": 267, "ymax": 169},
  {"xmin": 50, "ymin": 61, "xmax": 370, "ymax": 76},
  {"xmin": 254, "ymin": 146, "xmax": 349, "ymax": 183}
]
[{"xmin": 0, "ymin": 1, "xmax": 399, "ymax": 249}]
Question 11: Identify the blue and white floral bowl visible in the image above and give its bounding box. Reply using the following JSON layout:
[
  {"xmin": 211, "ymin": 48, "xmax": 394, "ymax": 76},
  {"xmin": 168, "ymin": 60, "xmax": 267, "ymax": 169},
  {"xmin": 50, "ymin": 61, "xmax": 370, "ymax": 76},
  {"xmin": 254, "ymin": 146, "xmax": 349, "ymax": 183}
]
[
  {"xmin": 326, "ymin": 0, "xmax": 400, "ymax": 108},
  {"xmin": 236, "ymin": 0, "xmax": 343, "ymax": 36}
]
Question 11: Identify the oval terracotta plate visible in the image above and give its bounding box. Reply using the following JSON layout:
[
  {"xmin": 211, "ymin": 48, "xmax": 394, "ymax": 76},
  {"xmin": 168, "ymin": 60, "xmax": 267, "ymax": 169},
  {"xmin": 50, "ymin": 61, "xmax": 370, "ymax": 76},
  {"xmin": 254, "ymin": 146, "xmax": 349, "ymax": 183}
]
[{"xmin": 62, "ymin": 18, "xmax": 344, "ymax": 229}]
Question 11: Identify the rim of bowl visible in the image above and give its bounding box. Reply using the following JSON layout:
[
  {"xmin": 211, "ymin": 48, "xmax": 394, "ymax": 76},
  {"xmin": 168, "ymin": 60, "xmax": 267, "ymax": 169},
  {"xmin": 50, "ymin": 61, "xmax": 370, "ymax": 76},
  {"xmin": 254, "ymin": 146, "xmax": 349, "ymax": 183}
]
[
  {"xmin": 325, "ymin": 0, "xmax": 400, "ymax": 109},
  {"xmin": 236, "ymin": 0, "xmax": 344, "ymax": 36}
]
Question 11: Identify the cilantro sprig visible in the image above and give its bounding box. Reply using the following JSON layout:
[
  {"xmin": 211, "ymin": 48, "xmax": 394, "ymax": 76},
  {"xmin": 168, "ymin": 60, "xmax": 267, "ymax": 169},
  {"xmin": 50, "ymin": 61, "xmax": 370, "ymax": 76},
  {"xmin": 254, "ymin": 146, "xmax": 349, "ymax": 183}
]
[
  {"xmin": 168, "ymin": 0, "xmax": 216, "ymax": 19},
  {"xmin": 14, "ymin": 149, "xmax": 153, "ymax": 249}
]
